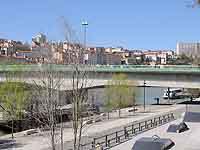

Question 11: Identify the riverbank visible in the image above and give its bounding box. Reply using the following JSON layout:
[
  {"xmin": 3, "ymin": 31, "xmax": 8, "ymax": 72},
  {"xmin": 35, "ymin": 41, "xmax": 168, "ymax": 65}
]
[{"xmin": 0, "ymin": 104, "xmax": 186, "ymax": 150}]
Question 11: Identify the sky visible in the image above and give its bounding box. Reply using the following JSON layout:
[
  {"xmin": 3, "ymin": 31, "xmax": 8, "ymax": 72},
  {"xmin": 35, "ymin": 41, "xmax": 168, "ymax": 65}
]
[{"xmin": 1, "ymin": 0, "xmax": 200, "ymax": 49}]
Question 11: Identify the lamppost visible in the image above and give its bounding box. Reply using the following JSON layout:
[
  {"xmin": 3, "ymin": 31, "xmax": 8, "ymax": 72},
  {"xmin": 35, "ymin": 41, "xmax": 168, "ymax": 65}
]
[
  {"xmin": 143, "ymin": 80, "xmax": 146, "ymax": 112},
  {"xmin": 81, "ymin": 21, "xmax": 88, "ymax": 64}
]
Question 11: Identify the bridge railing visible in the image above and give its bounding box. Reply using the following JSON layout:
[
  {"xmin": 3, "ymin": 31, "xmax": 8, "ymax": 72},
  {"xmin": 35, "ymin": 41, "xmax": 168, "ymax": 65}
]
[
  {"xmin": 95, "ymin": 64, "xmax": 200, "ymax": 69},
  {"xmin": 80, "ymin": 113, "xmax": 175, "ymax": 150},
  {"xmin": 1, "ymin": 64, "xmax": 200, "ymax": 73}
]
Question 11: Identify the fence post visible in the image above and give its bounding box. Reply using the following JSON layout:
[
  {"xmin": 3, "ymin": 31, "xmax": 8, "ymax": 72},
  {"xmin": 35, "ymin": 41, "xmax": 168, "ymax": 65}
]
[
  {"xmin": 108, "ymin": 139, "xmax": 110, "ymax": 147},
  {"xmin": 105, "ymin": 135, "xmax": 108, "ymax": 147},
  {"xmin": 151, "ymin": 119, "xmax": 153, "ymax": 127},
  {"xmin": 163, "ymin": 116, "xmax": 166, "ymax": 123},
  {"xmin": 92, "ymin": 138, "xmax": 96, "ymax": 149},
  {"xmin": 132, "ymin": 124, "xmax": 134, "ymax": 134},
  {"xmin": 89, "ymin": 114, "xmax": 175, "ymax": 150},
  {"xmin": 171, "ymin": 113, "xmax": 174, "ymax": 119},
  {"xmin": 116, "ymin": 132, "xmax": 118, "ymax": 143},
  {"xmin": 145, "ymin": 121, "xmax": 147, "ymax": 129},
  {"xmin": 168, "ymin": 114, "xmax": 170, "ymax": 121},
  {"xmin": 153, "ymin": 118, "xmax": 156, "ymax": 126},
  {"xmin": 139, "ymin": 123, "xmax": 141, "ymax": 131},
  {"xmin": 118, "ymin": 136, "xmax": 120, "ymax": 143},
  {"xmin": 159, "ymin": 117, "xmax": 161, "ymax": 124},
  {"xmin": 124, "ymin": 127, "xmax": 127, "ymax": 139}
]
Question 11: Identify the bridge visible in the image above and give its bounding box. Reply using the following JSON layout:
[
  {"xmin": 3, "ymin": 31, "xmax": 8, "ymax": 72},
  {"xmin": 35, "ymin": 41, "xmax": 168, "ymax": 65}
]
[{"xmin": 0, "ymin": 64, "xmax": 200, "ymax": 89}]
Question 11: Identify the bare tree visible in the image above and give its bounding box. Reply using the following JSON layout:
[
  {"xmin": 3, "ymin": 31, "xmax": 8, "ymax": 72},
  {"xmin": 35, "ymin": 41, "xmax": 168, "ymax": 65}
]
[
  {"xmin": 36, "ymin": 69, "xmax": 62, "ymax": 150},
  {"xmin": 28, "ymin": 17, "xmax": 90, "ymax": 150},
  {"xmin": 60, "ymin": 17, "xmax": 90, "ymax": 150},
  {"xmin": 59, "ymin": 16, "xmax": 84, "ymax": 65},
  {"xmin": 30, "ymin": 44, "xmax": 65, "ymax": 150},
  {"xmin": 70, "ymin": 65, "xmax": 88, "ymax": 150}
]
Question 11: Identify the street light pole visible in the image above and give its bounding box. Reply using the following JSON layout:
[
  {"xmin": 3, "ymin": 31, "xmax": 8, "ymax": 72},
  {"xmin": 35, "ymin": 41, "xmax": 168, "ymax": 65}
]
[
  {"xmin": 81, "ymin": 21, "xmax": 88, "ymax": 64},
  {"xmin": 143, "ymin": 80, "xmax": 146, "ymax": 112}
]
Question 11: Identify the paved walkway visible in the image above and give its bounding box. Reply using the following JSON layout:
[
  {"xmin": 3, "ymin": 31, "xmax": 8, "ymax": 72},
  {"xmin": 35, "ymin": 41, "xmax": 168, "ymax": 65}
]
[
  {"xmin": 0, "ymin": 105, "xmax": 185, "ymax": 150},
  {"xmin": 111, "ymin": 119, "xmax": 200, "ymax": 150},
  {"xmin": 112, "ymin": 105, "xmax": 200, "ymax": 150}
]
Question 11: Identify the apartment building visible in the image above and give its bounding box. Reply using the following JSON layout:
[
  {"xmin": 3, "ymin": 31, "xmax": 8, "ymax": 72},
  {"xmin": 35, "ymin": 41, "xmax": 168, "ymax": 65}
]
[
  {"xmin": 176, "ymin": 42, "xmax": 200, "ymax": 57},
  {"xmin": 0, "ymin": 39, "xmax": 16, "ymax": 57}
]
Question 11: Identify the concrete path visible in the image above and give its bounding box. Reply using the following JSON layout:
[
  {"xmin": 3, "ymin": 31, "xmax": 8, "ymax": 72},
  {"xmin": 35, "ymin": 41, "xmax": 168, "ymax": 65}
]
[
  {"xmin": 112, "ymin": 105, "xmax": 200, "ymax": 150},
  {"xmin": 111, "ymin": 119, "xmax": 200, "ymax": 150}
]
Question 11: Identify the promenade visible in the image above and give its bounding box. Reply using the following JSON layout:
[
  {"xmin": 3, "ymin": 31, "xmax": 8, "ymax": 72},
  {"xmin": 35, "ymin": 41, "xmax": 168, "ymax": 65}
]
[
  {"xmin": 0, "ymin": 104, "xmax": 185, "ymax": 150},
  {"xmin": 111, "ymin": 119, "xmax": 200, "ymax": 150},
  {"xmin": 112, "ymin": 104, "xmax": 200, "ymax": 150}
]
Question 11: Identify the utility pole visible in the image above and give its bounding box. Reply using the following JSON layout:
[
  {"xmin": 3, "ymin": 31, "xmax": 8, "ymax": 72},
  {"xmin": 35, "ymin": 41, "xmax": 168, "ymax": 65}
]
[
  {"xmin": 143, "ymin": 80, "xmax": 146, "ymax": 112},
  {"xmin": 81, "ymin": 21, "xmax": 88, "ymax": 64}
]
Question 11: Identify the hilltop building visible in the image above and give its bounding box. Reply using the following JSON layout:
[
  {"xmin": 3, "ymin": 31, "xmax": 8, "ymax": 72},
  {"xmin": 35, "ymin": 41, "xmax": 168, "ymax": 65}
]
[{"xmin": 176, "ymin": 42, "xmax": 200, "ymax": 58}]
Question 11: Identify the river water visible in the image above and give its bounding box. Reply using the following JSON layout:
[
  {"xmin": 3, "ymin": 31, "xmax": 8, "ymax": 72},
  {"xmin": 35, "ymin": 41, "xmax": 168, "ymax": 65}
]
[
  {"xmin": 134, "ymin": 86, "xmax": 187, "ymax": 104},
  {"xmin": 87, "ymin": 86, "xmax": 187, "ymax": 106},
  {"xmin": 135, "ymin": 86, "xmax": 166, "ymax": 104}
]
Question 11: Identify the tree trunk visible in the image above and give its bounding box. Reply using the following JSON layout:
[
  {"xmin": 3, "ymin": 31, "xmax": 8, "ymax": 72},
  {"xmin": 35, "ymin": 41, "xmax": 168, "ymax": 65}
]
[
  {"xmin": 77, "ymin": 118, "xmax": 83, "ymax": 150},
  {"xmin": 51, "ymin": 132, "xmax": 55, "ymax": 150},
  {"xmin": 11, "ymin": 118, "xmax": 14, "ymax": 139},
  {"xmin": 107, "ymin": 112, "xmax": 110, "ymax": 120},
  {"xmin": 60, "ymin": 110, "xmax": 63, "ymax": 150},
  {"xmin": 73, "ymin": 101, "xmax": 78, "ymax": 150},
  {"xmin": 52, "ymin": 134, "xmax": 56, "ymax": 150}
]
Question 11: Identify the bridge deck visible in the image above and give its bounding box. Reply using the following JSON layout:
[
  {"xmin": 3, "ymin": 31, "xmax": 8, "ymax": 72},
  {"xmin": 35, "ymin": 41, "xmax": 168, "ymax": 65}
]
[{"xmin": 0, "ymin": 65, "xmax": 200, "ymax": 74}]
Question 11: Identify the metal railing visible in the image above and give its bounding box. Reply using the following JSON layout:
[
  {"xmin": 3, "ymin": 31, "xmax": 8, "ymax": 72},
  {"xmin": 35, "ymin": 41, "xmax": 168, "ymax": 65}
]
[
  {"xmin": 80, "ymin": 113, "xmax": 175, "ymax": 150},
  {"xmin": 1, "ymin": 64, "xmax": 200, "ymax": 73}
]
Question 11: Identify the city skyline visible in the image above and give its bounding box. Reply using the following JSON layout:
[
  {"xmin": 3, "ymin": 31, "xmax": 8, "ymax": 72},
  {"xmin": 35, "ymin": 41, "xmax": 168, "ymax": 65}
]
[{"xmin": 1, "ymin": 0, "xmax": 200, "ymax": 49}]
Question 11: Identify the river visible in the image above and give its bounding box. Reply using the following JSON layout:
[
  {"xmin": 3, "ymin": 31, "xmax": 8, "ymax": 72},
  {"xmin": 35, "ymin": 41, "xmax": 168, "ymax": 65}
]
[
  {"xmin": 135, "ymin": 86, "xmax": 166, "ymax": 104},
  {"xmin": 87, "ymin": 86, "xmax": 188, "ymax": 106}
]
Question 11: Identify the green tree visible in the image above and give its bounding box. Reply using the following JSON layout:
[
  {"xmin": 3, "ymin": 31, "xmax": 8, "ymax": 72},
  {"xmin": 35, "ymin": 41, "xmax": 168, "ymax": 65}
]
[
  {"xmin": 105, "ymin": 84, "xmax": 114, "ymax": 119},
  {"xmin": 0, "ymin": 80, "xmax": 29, "ymax": 139},
  {"xmin": 191, "ymin": 56, "xmax": 200, "ymax": 65},
  {"xmin": 169, "ymin": 54, "xmax": 193, "ymax": 65},
  {"xmin": 105, "ymin": 73, "xmax": 136, "ymax": 118}
]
